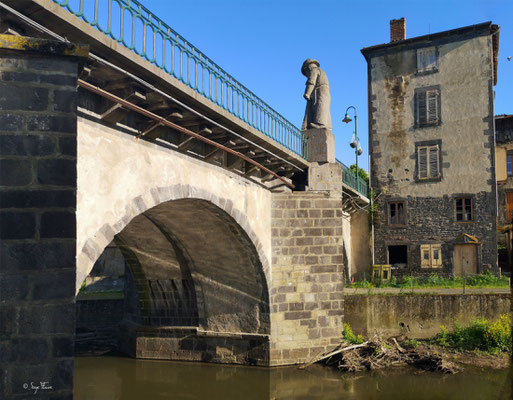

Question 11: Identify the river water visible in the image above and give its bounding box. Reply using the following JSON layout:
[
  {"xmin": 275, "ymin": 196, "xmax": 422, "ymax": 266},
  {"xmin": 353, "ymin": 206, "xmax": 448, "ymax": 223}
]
[{"xmin": 75, "ymin": 356, "xmax": 511, "ymax": 400}]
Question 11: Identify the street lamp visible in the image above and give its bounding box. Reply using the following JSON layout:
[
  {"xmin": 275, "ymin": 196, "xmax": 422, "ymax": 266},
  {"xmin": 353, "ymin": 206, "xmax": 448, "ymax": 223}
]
[{"xmin": 342, "ymin": 106, "xmax": 362, "ymax": 191}]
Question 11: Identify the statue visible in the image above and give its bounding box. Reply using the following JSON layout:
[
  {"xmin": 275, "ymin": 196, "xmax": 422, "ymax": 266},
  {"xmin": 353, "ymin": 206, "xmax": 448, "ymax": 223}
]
[{"xmin": 301, "ymin": 59, "xmax": 332, "ymax": 131}]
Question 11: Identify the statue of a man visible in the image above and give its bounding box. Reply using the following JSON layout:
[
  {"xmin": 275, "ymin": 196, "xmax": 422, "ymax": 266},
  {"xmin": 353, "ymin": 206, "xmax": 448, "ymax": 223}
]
[{"xmin": 301, "ymin": 59, "xmax": 332, "ymax": 131}]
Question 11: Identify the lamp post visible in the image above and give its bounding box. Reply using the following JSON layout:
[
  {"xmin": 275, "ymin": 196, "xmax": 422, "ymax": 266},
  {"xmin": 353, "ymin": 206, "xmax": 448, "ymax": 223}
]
[{"xmin": 342, "ymin": 106, "xmax": 362, "ymax": 192}]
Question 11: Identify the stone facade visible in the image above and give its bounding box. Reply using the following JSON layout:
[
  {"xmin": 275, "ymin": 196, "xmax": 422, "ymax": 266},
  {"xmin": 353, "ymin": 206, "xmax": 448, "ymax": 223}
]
[
  {"xmin": 362, "ymin": 22, "xmax": 499, "ymax": 275},
  {"xmin": 270, "ymin": 191, "xmax": 344, "ymax": 366},
  {"xmin": 0, "ymin": 35, "xmax": 87, "ymax": 399}
]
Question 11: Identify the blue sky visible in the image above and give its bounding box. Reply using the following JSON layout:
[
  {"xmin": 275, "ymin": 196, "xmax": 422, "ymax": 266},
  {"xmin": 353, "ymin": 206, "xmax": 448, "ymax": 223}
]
[{"xmin": 132, "ymin": 0, "xmax": 511, "ymax": 170}]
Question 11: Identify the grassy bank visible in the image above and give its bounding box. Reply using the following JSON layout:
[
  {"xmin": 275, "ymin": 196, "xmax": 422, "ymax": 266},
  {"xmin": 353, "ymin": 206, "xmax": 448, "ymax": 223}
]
[{"xmin": 350, "ymin": 272, "xmax": 510, "ymax": 289}]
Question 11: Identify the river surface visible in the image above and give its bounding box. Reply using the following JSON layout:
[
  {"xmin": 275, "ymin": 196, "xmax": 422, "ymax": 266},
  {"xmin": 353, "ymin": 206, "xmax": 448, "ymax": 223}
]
[{"xmin": 75, "ymin": 356, "xmax": 512, "ymax": 400}]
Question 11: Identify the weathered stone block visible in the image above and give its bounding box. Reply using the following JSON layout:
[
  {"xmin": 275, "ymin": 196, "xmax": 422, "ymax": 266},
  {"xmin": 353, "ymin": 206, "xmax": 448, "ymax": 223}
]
[
  {"xmin": 0, "ymin": 159, "xmax": 33, "ymax": 186},
  {"xmin": 0, "ymin": 189, "xmax": 75, "ymax": 208},
  {"xmin": 0, "ymin": 242, "xmax": 75, "ymax": 271},
  {"xmin": 0, "ymin": 85, "xmax": 48, "ymax": 111},
  {"xmin": 27, "ymin": 115, "xmax": 76, "ymax": 133},
  {"xmin": 0, "ymin": 114, "xmax": 22, "ymax": 131},
  {"xmin": 0, "ymin": 273, "xmax": 29, "ymax": 301},
  {"xmin": 58, "ymin": 136, "xmax": 77, "ymax": 156},
  {"xmin": 0, "ymin": 211, "xmax": 36, "ymax": 239},
  {"xmin": 32, "ymin": 270, "xmax": 75, "ymax": 300},
  {"xmin": 0, "ymin": 135, "xmax": 56, "ymax": 156},
  {"xmin": 304, "ymin": 128, "xmax": 335, "ymax": 163},
  {"xmin": 37, "ymin": 159, "xmax": 76, "ymax": 185},
  {"xmin": 40, "ymin": 211, "xmax": 76, "ymax": 238}
]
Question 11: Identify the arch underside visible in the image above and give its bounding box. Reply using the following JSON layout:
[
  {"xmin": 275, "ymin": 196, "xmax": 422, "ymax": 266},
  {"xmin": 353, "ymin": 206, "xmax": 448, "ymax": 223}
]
[{"xmin": 87, "ymin": 198, "xmax": 271, "ymax": 364}]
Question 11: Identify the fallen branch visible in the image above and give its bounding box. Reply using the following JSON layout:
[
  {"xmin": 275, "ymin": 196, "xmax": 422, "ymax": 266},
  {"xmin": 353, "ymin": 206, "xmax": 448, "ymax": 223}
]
[
  {"xmin": 301, "ymin": 341, "xmax": 369, "ymax": 369},
  {"xmin": 392, "ymin": 337, "xmax": 406, "ymax": 353}
]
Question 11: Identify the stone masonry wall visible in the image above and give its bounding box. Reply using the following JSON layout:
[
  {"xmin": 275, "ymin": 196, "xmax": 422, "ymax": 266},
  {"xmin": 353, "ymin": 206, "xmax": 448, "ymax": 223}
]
[
  {"xmin": 0, "ymin": 36, "xmax": 86, "ymax": 399},
  {"xmin": 374, "ymin": 192, "xmax": 497, "ymax": 275},
  {"xmin": 270, "ymin": 192, "xmax": 344, "ymax": 365}
]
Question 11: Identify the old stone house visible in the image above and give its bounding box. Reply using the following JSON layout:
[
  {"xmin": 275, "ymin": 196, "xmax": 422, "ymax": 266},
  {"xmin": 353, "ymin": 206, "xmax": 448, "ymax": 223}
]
[{"xmin": 361, "ymin": 19, "xmax": 500, "ymax": 276}]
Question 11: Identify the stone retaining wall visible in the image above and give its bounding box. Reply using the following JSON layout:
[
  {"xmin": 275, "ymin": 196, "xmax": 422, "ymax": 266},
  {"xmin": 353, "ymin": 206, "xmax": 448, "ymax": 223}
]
[{"xmin": 345, "ymin": 293, "xmax": 511, "ymax": 338}]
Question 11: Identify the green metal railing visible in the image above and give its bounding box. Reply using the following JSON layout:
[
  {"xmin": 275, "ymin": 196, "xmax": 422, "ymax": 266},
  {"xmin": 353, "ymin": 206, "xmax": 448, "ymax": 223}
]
[
  {"xmin": 337, "ymin": 159, "xmax": 369, "ymax": 198},
  {"xmin": 52, "ymin": 0, "xmax": 307, "ymax": 158}
]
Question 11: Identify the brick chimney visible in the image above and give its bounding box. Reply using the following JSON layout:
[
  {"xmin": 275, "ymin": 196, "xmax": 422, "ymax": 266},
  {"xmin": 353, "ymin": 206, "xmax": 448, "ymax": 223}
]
[{"xmin": 390, "ymin": 18, "xmax": 406, "ymax": 42}]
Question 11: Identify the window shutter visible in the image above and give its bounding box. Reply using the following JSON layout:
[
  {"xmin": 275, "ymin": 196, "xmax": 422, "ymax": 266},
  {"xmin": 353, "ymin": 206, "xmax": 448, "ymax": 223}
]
[
  {"xmin": 417, "ymin": 91, "xmax": 427, "ymax": 125},
  {"xmin": 507, "ymin": 192, "xmax": 513, "ymax": 222},
  {"xmin": 426, "ymin": 48, "xmax": 437, "ymax": 69},
  {"xmin": 421, "ymin": 245, "xmax": 431, "ymax": 268},
  {"xmin": 417, "ymin": 50, "xmax": 424, "ymax": 71},
  {"xmin": 431, "ymin": 245, "xmax": 442, "ymax": 267},
  {"xmin": 429, "ymin": 145, "xmax": 439, "ymax": 178},
  {"xmin": 427, "ymin": 90, "xmax": 438, "ymax": 123},
  {"xmin": 418, "ymin": 147, "xmax": 428, "ymax": 179}
]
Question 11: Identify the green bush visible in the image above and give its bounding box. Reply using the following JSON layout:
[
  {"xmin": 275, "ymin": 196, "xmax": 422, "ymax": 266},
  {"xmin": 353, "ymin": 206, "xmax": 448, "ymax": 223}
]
[
  {"xmin": 351, "ymin": 279, "xmax": 374, "ymax": 288},
  {"xmin": 433, "ymin": 315, "xmax": 512, "ymax": 354},
  {"xmin": 402, "ymin": 339, "xmax": 421, "ymax": 349},
  {"xmin": 342, "ymin": 323, "xmax": 364, "ymax": 344}
]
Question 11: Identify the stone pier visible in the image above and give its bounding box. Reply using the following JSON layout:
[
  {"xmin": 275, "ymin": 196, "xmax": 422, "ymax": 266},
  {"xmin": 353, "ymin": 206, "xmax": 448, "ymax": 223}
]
[{"xmin": 0, "ymin": 35, "xmax": 87, "ymax": 399}]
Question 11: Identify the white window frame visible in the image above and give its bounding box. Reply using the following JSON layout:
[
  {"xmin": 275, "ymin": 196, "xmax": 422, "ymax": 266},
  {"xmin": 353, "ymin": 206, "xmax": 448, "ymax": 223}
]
[{"xmin": 420, "ymin": 244, "xmax": 442, "ymax": 268}]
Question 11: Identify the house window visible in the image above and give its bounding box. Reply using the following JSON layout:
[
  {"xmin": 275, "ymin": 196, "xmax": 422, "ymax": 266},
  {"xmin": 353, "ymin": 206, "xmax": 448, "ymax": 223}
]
[
  {"xmin": 455, "ymin": 197, "xmax": 473, "ymax": 222},
  {"xmin": 420, "ymin": 244, "xmax": 442, "ymax": 268},
  {"xmin": 389, "ymin": 202, "xmax": 405, "ymax": 225},
  {"xmin": 415, "ymin": 87, "xmax": 440, "ymax": 127},
  {"xmin": 507, "ymin": 151, "xmax": 513, "ymax": 176},
  {"xmin": 417, "ymin": 47, "xmax": 438, "ymax": 73},
  {"xmin": 417, "ymin": 145, "xmax": 440, "ymax": 180}
]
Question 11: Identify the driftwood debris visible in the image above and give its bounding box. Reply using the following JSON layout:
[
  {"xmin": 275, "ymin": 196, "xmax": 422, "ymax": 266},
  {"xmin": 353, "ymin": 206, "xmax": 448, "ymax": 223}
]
[
  {"xmin": 303, "ymin": 334, "xmax": 461, "ymax": 374},
  {"xmin": 301, "ymin": 341, "xmax": 370, "ymax": 369}
]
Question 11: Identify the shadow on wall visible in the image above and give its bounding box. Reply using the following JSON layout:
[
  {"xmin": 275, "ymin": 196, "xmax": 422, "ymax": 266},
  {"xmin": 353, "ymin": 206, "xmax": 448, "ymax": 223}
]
[{"xmin": 76, "ymin": 198, "xmax": 271, "ymax": 356}]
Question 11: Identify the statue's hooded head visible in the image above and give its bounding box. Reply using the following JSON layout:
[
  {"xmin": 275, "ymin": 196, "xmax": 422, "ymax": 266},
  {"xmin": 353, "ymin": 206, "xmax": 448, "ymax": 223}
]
[{"xmin": 301, "ymin": 59, "xmax": 320, "ymax": 77}]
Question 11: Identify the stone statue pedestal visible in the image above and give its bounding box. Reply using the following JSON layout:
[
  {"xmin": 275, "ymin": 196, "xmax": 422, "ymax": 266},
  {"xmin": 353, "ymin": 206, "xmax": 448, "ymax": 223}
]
[
  {"xmin": 304, "ymin": 127, "xmax": 336, "ymax": 163},
  {"xmin": 308, "ymin": 162, "xmax": 343, "ymax": 192}
]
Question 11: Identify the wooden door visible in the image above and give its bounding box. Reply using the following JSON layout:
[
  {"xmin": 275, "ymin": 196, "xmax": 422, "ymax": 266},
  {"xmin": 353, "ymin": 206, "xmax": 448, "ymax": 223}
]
[{"xmin": 453, "ymin": 244, "xmax": 477, "ymax": 276}]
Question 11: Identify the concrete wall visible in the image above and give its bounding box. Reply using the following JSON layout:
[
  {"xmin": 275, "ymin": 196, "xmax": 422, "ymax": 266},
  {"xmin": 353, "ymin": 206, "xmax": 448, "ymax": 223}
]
[
  {"xmin": 76, "ymin": 113, "xmax": 273, "ymax": 292},
  {"xmin": 350, "ymin": 210, "xmax": 371, "ymax": 280},
  {"xmin": 345, "ymin": 293, "xmax": 511, "ymax": 338},
  {"xmin": 0, "ymin": 36, "xmax": 86, "ymax": 399},
  {"xmin": 367, "ymin": 28, "xmax": 497, "ymax": 274}
]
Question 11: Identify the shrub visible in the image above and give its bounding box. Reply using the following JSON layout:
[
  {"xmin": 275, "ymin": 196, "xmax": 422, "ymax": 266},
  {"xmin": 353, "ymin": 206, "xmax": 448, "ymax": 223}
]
[
  {"xmin": 403, "ymin": 339, "xmax": 421, "ymax": 349},
  {"xmin": 351, "ymin": 279, "xmax": 374, "ymax": 289},
  {"xmin": 433, "ymin": 315, "xmax": 512, "ymax": 354},
  {"xmin": 484, "ymin": 314, "xmax": 512, "ymax": 353},
  {"xmin": 342, "ymin": 323, "xmax": 364, "ymax": 344}
]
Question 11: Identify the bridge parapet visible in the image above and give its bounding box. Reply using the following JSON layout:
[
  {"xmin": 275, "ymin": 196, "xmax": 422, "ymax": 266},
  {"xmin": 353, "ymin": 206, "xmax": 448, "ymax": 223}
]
[{"xmin": 3, "ymin": 0, "xmax": 309, "ymax": 188}]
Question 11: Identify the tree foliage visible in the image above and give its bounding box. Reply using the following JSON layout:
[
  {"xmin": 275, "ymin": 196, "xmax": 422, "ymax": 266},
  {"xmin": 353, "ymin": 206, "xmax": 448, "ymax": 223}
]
[{"xmin": 349, "ymin": 164, "xmax": 369, "ymax": 183}]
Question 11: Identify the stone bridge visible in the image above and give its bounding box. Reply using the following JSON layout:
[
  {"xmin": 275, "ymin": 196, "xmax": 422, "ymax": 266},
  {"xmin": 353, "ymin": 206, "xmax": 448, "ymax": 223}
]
[{"xmin": 0, "ymin": 0, "xmax": 369, "ymax": 397}]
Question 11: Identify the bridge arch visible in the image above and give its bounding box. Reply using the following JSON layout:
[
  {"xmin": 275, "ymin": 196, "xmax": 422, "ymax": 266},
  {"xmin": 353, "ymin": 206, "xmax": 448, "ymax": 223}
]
[{"xmin": 77, "ymin": 184, "xmax": 271, "ymax": 334}]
